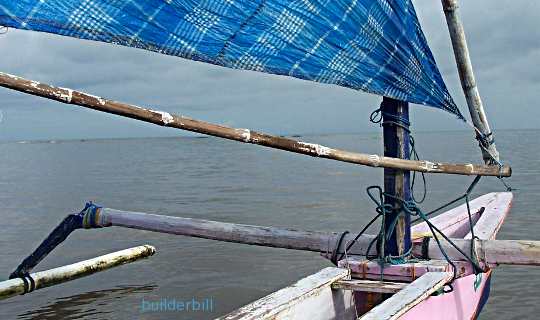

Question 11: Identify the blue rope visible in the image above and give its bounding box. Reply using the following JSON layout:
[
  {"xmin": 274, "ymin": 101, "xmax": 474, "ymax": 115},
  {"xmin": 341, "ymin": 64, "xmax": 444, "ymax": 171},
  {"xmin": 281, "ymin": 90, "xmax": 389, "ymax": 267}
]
[
  {"xmin": 339, "ymin": 175, "xmax": 486, "ymax": 290},
  {"xmin": 370, "ymin": 106, "xmax": 427, "ymax": 203},
  {"xmin": 8, "ymin": 202, "xmax": 102, "ymax": 278}
]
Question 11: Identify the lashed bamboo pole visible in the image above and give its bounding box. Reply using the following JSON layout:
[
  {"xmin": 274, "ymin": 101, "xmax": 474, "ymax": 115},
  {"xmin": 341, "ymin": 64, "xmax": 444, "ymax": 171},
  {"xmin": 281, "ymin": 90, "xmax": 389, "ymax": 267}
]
[
  {"xmin": 441, "ymin": 0, "xmax": 500, "ymax": 164},
  {"xmin": 0, "ymin": 245, "xmax": 155, "ymax": 300},
  {"xmin": 90, "ymin": 208, "xmax": 539, "ymax": 267},
  {"xmin": 96, "ymin": 208, "xmax": 376, "ymax": 256},
  {"xmin": 0, "ymin": 72, "xmax": 510, "ymax": 177}
]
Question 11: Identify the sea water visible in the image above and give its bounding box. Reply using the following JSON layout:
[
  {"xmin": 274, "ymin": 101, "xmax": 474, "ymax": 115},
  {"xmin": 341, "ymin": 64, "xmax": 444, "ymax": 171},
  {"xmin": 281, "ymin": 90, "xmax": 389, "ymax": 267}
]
[{"xmin": 0, "ymin": 130, "xmax": 538, "ymax": 319}]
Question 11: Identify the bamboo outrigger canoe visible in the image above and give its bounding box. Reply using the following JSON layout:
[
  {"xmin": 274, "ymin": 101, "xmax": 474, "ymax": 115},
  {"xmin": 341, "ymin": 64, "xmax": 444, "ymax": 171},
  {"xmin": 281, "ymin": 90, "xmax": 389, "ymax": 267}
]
[{"xmin": 0, "ymin": 0, "xmax": 538, "ymax": 319}]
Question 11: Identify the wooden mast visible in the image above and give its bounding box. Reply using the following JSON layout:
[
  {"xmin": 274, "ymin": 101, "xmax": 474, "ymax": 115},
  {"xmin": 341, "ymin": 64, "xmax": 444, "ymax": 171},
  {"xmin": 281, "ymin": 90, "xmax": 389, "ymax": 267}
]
[
  {"xmin": 441, "ymin": 0, "xmax": 499, "ymax": 164},
  {"xmin": 381, "ymin": 98, "xmax": 411, "ymax": 257}
]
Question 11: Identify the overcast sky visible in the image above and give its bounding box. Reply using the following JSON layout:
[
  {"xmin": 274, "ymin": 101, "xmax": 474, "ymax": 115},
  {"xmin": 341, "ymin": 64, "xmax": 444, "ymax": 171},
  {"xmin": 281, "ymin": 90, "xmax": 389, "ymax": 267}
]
[{"xmin": 0, "ymin": 0, "xmax": 538, "ymax": 141}]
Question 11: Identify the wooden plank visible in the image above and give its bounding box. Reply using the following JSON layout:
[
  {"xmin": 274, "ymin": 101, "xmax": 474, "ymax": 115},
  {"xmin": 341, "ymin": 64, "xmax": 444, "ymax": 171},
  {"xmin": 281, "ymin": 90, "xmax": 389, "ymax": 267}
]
[
  {"xmin": 465, "ymin": 192, "xmax": 512, "ymax": 240},
  {"xmin": 341, "ymin": 258, "xmax": 474, "ymax": 281},
  {"xmin": 218, "ymin": 267, "xmax": 355, "ymax": 320},
  {"xmin": 0, "ymin": 72, "xmax": 511, "ymax": 177},
  {"xmin": 0, "ymin": 245, "xmax": 155, "ymax": 300},
  {"xmin": 332, "ymin": 279, "xmax": 406, "ymax": 294},
  {"xmin": 441, "ymin": 0, "xmax": 500, "ymax": 163},
  {"xmin": 360, "ymin": 272, "xmax": 453, "ymax": 320}
]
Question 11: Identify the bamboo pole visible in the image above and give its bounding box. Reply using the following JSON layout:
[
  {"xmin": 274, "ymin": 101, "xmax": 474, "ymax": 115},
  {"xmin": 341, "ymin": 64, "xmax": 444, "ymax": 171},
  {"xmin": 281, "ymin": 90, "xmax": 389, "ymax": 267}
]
[
  {"xmin": 0, "ymin": 72, "xmax": 510, "ymax": 177},
  {"xmin": 0, "ymin": 245, "xmax": 155, "ymax": 300},
  {"xmin": 441, "ymin": 0, "xmax": 500, "ymax": 164},
  {"xmin": 95, "ymin": 208, "xmax": 376, "ymax": 256},
  {"xmin": 89, "ymin": 208, "xmax": 539, "ymax": 267}
]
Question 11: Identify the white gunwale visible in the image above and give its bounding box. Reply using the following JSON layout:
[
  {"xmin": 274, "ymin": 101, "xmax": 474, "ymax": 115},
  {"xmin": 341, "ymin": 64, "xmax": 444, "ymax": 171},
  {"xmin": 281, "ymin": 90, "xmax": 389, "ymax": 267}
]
[
  {"xmin": 218, "ymin": 267, "xmax": 355, "ymax": 320},
  {"xmin": 359, "ymin": 272, "xmax": 453, "ymax": 320}
]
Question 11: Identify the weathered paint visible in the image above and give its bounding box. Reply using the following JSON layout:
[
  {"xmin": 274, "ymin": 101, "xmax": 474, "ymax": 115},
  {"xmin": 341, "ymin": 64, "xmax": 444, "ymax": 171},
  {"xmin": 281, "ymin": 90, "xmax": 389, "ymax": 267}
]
[
  {"xmin": 150, "ymin": 110, "xmax": 174, "ymax": 125},
  {"xmin": 332, "ymin": 279, "xmax": 407, "ymax": 294},
  {"xmin": 340, "ymin": 258, "xmax": 474, "ymax": 282},
  {"xmin": 297, "ymin": 142, "xmax": 332, "ymax": 156},
  {"xmin": 399, "ymin": 271, "xmax": 492, "ymax": 320},
  {"xmin": 360, "ymin": 272, "xmax": 453, "ymax": 320},
  {"xmin": 219, "ymin": 267, "xmax": 355, "ymax": 320},
  {"xmin": 58, "ymin": 87, "xmax": 73, "ymax": 103},
  {"xmin": 237, "ymin": 129, "xmax": 251, "ymax": 142}
]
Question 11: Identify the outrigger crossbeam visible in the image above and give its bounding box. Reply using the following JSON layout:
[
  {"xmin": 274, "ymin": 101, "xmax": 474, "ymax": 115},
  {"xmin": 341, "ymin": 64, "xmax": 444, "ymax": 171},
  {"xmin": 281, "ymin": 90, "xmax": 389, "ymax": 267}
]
[{"xmin": 8, "ymin": 204, "xmax": 540, "ymax": 282}]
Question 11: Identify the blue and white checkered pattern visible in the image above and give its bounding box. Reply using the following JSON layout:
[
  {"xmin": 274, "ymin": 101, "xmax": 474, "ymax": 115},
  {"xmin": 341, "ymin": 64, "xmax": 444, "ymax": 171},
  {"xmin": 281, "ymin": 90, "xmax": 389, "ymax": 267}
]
[{"xmin": 0, "ymin": 0, "xmax": 463, "ymax": 119}]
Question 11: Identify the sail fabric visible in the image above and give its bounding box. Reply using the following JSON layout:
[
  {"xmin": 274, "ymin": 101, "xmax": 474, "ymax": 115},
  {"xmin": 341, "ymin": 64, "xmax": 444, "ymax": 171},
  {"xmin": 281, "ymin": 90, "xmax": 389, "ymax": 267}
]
[{"xmin": 0, "ymin": 0, "xmax": 464, "ymax": 119}]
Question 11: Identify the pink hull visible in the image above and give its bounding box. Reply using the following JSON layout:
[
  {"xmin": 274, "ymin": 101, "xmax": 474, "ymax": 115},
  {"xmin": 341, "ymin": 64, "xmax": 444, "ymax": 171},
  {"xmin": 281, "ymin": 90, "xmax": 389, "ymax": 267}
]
[{"xmin": 400, "ymin": 270, "xmax": 491, "ymax": 320}]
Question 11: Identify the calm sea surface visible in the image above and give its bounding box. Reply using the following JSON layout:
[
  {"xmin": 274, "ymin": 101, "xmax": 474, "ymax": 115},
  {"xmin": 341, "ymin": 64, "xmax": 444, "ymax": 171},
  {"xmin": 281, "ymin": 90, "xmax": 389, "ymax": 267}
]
[{"xmin": 0, "ymin": 130, "xmax": 538, "ymax": 319}]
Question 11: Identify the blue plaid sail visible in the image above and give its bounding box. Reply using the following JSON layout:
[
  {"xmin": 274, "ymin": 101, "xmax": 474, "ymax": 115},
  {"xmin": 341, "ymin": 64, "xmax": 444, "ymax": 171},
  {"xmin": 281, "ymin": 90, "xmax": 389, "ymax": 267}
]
[{"xmin": 0, "ymin": 0, "xmax": 464, "ymax": 119}]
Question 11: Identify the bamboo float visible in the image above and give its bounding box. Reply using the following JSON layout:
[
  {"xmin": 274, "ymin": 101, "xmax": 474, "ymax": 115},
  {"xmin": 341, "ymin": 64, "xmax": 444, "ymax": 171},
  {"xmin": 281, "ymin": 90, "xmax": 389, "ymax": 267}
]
[
  {"xmin": 0, "ymin": 245, "xmax": 155, "ymax": 300},
  {"xmin": 441, "ymin": 0, "xmax": 500, "ymax": 164},
  {"xmin": 0, "ymin": 72, "xmax": 510, "ymax": 177},
  {"xmin": 88, "ymin": 208, "xmax": 539, "ymax": 267}
]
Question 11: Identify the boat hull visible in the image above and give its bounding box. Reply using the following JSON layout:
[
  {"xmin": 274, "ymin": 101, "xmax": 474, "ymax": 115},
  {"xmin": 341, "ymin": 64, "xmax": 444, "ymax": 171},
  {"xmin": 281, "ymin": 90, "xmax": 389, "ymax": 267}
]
[{"xmin": 400, "ymin": 270, "xmax": 491, "ymax": 320}]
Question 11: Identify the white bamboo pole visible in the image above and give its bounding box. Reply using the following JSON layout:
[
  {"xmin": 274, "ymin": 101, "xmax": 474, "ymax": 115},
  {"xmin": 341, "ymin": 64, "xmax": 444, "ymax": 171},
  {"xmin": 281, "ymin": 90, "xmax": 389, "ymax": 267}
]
[
  {"xmin": 0, "ymin": 245, "xmax": 155, "ymax": 300},
  {"xmin": 441, "ymin": 0, "xmax": 500, "ymax": 164}
]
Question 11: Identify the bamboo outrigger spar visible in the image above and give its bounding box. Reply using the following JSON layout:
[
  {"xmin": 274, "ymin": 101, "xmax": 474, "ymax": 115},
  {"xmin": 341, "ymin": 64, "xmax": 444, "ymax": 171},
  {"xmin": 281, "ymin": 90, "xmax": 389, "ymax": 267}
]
[
  {"xmin": 0, "ymin": 0, "xmax": 536, "ymax": 319},
  {"xmin": 0, "ymin": 72, "xmax": 510, "ymax": 177},
  {"xmin": 0, "ymin": 245, "xmax": 155, "ymax": 300},
  {"xmin": 8, "ymin": 205, "xmax": 540, "ymax": 271}
]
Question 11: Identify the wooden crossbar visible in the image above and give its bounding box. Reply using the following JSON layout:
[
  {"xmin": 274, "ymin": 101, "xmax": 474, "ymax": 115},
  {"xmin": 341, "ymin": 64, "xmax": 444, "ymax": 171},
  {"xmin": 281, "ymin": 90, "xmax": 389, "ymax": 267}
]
[
  {"xmin": 332, "ymin": 279, "xmax": 407, "ymax": 294},
  {"xmin": 0, "ymin": 72, "xmax": 511, "ymax": 177}
]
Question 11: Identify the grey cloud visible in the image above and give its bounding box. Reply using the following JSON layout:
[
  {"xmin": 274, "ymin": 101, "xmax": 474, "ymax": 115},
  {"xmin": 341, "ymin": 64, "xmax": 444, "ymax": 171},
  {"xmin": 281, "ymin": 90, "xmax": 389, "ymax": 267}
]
[{"xmin": 0, "ymin": 1, "xmax": 538, "ymax": 141}]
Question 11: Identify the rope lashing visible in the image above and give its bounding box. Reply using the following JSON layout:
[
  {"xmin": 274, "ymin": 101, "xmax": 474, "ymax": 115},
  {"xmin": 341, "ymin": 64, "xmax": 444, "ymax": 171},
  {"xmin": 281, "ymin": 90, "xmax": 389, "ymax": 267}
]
[
  {"xmin": 476, "ymin": 131, "xmax": 494, "ymax": 144},
  {"xmin": 82, "ymin": 202, "xmax": 105, "ymax": 229},
  {"xmin": 370, "ymin": 106, "xmax": 427, "ymax": 203},
  {"xmin": 474, "ymin": 129, "xmax": 514, "ymax": 189},
  {"xmin": 409, "ymin": 136, "xmax": 427, "ymax": 204},
  {"xmin": 369, "ymin": 106, "xmax": 410, "ymax": 132},
  {"xmin": 331, "ymin": 231, "xmax": 350, "ymax": 266},
  {"xmin": 337, "ymin": 176, "xmax": 487, "ymax": 288},
  {"xmin": 9, "ymin": 202, "xmax": 103, "ymax": 279},
  {"xmin": 19, "ymin": 273, "xmax": 36, "ymax": 295},
  {"xmin": 470, "ymin": 123, "xmax": 514, "ymax": 188}
]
